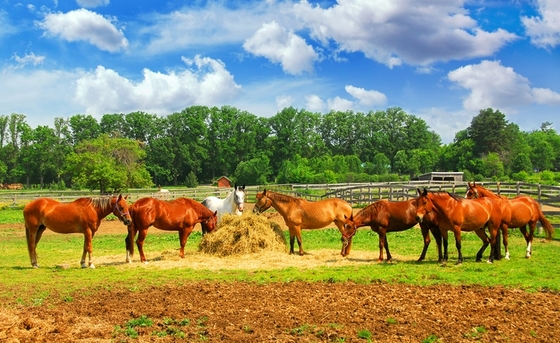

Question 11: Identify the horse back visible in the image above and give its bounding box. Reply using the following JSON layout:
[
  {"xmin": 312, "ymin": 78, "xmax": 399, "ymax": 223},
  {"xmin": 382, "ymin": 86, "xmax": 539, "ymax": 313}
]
[{"xmin": 23, "ymin": 197, "xmax": 97, "ymax": 233}]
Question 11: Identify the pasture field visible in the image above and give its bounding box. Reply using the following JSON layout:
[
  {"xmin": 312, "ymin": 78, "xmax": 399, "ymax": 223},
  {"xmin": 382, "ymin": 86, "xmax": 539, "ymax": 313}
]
[{"xmin": 0, "ymin": 207, "xmax": 559, "ymax": 342}]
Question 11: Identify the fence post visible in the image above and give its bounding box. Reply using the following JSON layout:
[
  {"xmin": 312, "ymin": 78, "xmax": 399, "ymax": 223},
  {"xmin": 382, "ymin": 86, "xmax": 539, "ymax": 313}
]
[
  {"xmin": 538, "ymin": 184, "xmax": 542, "ymax": 200},
  {"xmin": 497, "ymin": 182, "xmax": 501, "ymax": 196}
]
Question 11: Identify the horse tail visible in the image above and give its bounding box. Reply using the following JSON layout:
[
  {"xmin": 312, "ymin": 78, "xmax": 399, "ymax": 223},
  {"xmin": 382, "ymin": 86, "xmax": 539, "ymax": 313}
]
[
  {"xmin": 537, "ymin": 207, "xmax": 554, "ymax": 241},
  {"xmin": 125, "ymin": 208, "xmax": 136, "ymax": 259}
]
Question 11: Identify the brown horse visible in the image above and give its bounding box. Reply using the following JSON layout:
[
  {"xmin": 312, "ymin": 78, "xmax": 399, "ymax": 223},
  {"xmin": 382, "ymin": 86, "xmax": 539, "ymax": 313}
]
[
  {"xmin": 253, "ymin": 190, "xmax": 353, "ymax": 256},
  {"xmin": 465, "ymin": 182, "xmax": 554, "ymax": 259},
  {"xmin": 341, "ymin": 198, "xmax": 443, "ymax": 262},
  {"xmin": 23, "ymin": 194, "xmax": 131, "ymax": 268},
  {"xmin": 415, "ymin": 188, "xmax": 504, "ymax": 264},
  {"xmin": 125, "ymin": 197, "xmax": 218, "ymax": 263}
]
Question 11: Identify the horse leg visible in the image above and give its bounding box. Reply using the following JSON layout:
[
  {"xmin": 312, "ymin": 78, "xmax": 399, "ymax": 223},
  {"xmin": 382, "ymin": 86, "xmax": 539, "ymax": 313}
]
[
  {"xmin": 81, "ymin": 229, "xmax": 95, "ymax": 269},
  {"xmin": 288, "ymin": 227, "xmax": 296, "ymax": 255},
  {"xmin": 383, "ymin": 233, "xmax": 392, "ymax": 262},
  {"xmin": 501, "ymin": 225, "xmax": 510, "ymax": 260},
  {"xmin": 178, "ymin": 227, "xmax": 194, "ymax": 258},
  {"xmin": 441, "ymin": 230, "xmax": 449, "ymax": 263},
  {"xmin": 136, "ymin": 229, "xmax": 149, "ymax": 263},
  {"xmin": 25, "ymin": 224, "xmax": 41, "ymax": 268},
  {"xmin": 125, "ymin": 225, "xmax": 136, "ymax": 263},
  {"xmin": 523, "ymin": 224, "xmax": 536, "ymax": 258},
  {"xmin": 473, "ymin": 229, "xmax": 490, "ymax": 263},
  {"xmin": 417, "ymin": 224, "xmax": 431, "ymax": 262},
  {"xmin": 295, "ymin": 227, "xmax": 305, "ymax": 256},
  {"xmin": 452, "ymin": 228, "xmax": 464, "ymax": 265}
]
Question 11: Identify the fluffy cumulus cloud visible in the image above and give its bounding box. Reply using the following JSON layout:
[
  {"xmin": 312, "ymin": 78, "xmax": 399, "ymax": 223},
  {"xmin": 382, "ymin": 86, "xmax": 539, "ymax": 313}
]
[
  {"xmin": 38, "ymin": 9, "xmax": 128, "ymax": 52},
  {"xmin": 292, "ymin": 0, "xmax": 518, "ymax": 67},
  {"xmin": 276, "ymin": 95, "xmax": 293, "ymax": 109},
  {"xmin": 345, "ymin": 85, "xmax": 387, "ymax": 106},
  {"xmin": 243, "ymin": 21, "xmax": 319, "ymax": 75},
  {"xmin": 522, "ymin": 0, "xmax": 560, "ymax": 48},
  {"xmin": 305, "ymin": 94, "xmax": 324, "ymax": 112},
  {"xmin": 447, "ymin": 60, "xmax": 560, "ymax": 111},
  {"xmin": 77, "ymin": 0, "xmax": 110, "ymax": 8},
  {"xmin": 327, "ymin": 96, "xmax": 354, "ymax": 111},
  {"xmin": 74, "ymin": 55, "xmax": 241, "ymax": 116}
]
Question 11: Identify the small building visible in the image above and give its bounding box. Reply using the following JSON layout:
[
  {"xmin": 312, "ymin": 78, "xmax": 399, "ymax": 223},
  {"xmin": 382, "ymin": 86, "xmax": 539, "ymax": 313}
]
[
  {"xmin": 216, "ymin": 176, "xmax": 232, "ymax": 188},
  {"xmin": 414, "ymin": 172, "xmax": 464, "ymax": 182}
]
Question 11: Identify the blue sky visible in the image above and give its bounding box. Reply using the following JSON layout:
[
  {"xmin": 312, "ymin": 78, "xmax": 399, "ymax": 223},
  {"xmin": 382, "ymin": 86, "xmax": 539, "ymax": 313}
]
[{"xmin": 1, "ymin": 0, "xmax": 559, "ymax": 143}]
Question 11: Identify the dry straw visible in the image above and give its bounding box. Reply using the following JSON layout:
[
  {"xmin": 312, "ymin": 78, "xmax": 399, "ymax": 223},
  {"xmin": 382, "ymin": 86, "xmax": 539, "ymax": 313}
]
[{"xmin": 198, "ymin": 212, "xmax": 287, "ymax": 257}]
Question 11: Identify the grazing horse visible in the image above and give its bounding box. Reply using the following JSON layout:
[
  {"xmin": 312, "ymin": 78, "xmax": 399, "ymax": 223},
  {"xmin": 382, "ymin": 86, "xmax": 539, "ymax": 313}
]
[
  {"xmin": 125, "ymin": 197, "xmax": 218, "ymax": 263},
  {"xmin": 465, "ymin": 182, "xmax": 554, "ymax": 259},
  {"xmin": 202, "ymin": 184, "xmax": 245, "ymax": 226},
  {"xmin": 23, "ymin": 195, "xmax": 131, "ymax": 268},
  {"xmin": 341, "ymin": 198, "xmax": 443, "ymax": 262},
  {"xmin": 415, "ymin": 188, "xmax": 503, "ymax": 264},
  {"xmin": 253, "ymin": 189, "xmax": 353, "ymax": 256}
]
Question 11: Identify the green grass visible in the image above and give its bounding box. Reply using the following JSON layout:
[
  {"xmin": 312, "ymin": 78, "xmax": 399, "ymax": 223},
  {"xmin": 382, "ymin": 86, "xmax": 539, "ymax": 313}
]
[{"xmin": 0, "ymin": 207, "xmax": 559, "ymax": 306}]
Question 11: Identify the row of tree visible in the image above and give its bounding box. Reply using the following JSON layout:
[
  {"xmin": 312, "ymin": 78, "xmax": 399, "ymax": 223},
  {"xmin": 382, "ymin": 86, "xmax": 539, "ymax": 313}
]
[{"xmin": 0, "ymin": 106, "xmax": 558, "ymax": 192}]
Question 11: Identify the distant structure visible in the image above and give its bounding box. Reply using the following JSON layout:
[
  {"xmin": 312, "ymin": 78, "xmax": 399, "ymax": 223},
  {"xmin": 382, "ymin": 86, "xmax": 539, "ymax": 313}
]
[
  {"xmin": 216, "ymin": 176, "xmax": 232, "ymax": 188},
  {"xmin": 413, "ymin": 172, "xmax": 464, "ymax": 182}
]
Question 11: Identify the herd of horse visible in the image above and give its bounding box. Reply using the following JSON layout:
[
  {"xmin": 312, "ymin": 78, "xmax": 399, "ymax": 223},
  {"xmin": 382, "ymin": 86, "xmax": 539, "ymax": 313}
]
[{"xmin": 21, "ymin": 182, "xmax": 554, "ymax": 268}]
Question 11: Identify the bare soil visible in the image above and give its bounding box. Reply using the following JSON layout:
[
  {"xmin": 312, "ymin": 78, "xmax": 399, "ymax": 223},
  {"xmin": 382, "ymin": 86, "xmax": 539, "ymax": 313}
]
[{"xmin": 2, "ymin": 204, "xmax": 559, "ymax": 342}]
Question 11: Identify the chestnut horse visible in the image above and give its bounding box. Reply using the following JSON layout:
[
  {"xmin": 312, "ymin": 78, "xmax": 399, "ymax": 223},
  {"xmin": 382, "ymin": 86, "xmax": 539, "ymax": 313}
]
[
  {"xmin": 415, "ymin": 188, "xmax": 504, "ymax": 264},
  {"xmin": 341, "ymin": 198, "xmax": 443, "ymax": 262},
  {"xmin": 253, "ymin": 190, "xmax": 353, "ymax": 256},
  {"xmin": 465, "ymin": 182, "xmax": 554, "ymax": 259},
  {"xmin": 125, "ymin": 197, "xmax": 218, "ymax": 263},
  {"xmin": 23, "ymin": 195, "xmax": 131, "ymax": 268}
]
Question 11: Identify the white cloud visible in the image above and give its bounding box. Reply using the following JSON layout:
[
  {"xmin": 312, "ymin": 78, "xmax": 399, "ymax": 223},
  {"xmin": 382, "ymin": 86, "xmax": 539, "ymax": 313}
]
[
  {"xmin": 76, "ymin": 0, "xmax": 109, "ymax": 8},
  {"xmin": 305, "ymin": 94, "xmax": 324, "ymax": 112},
  {"xmin": 276, "ymin": 95, "xmax": 293, "ymax": 109},
  {"xmin": 327, "ymin": 96, "xmax": 354, "ymax": 112},
  {"xmin": 522, "ymin": 0, "xmax": 560, "ymax": 48},
  {"xmin": 243, "ymin": 21, "xmax": 318, "ymax": 75},
  {"xmin": 293, "ymin": 0, "xmax": 518, "ymax": 67},
  {"xmin": 447, "ymin": 60, "xmax": 560, "ymax": 111},
  {"xmin": 12, "ymin": 52, "xmax": 45, "ymax": 68},
  {"xmin": 74, "ymin": 55, "xmax": 242, "ymax": 116},
  {"xmin": 141, "ymin": 2, "xmax": 294, "ymax": 55},
  {"xmin": 345, "ymin": 85, "xmax": 387, "ymax": 106},
  {"xmin": 0, "ymin": 67, "xmax": 83, "ymax": 127},
  {"xmin": 38, "ymin": 9, "xmax": 128, "ymax": 52}
]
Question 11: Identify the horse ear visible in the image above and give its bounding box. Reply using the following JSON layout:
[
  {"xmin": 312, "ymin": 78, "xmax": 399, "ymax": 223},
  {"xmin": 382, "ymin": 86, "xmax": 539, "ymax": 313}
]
[
  {"xmin": 422, "ymin": 188, "xmax": 428, "ymax": 196},
  {"xmin": 213, "ymin": 210, "xmax": 218, "ymax": 216},
  {"xmin": 242, "ymin": 184, "xmax": 245, "ymax": 190},
  {"xmin": 117, "ymin": 194, "xmax": 122, "ymax": 201},
  {"xmin": 263, "ymin": 189, "xmax": 267, "ymax": 195}
]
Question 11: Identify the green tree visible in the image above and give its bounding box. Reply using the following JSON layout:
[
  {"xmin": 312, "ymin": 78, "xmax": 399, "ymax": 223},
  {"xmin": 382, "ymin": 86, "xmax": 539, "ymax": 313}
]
[
  {"xmin": 64, "ymin": 134, "xmax": 152, "ymax": 192},
  {"xmin": 69, "ymin": 114, "xmax": 101, "ymax": 144},
  {"xmin": 234, "ymin": 154, "xmax": 272, "ymax": 185},
  {"xmin": 185, "ymin": 171, "xmax": 198, "ymax": 188}
]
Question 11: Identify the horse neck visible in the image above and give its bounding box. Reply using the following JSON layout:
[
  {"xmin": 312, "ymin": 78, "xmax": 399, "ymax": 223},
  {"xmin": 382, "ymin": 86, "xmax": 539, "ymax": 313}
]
[
  {"xmin": 90, "ymin": 197, "xmax": 114, "ymax": 219},
  {"xmin": 266, "ymin": 192, "xmax": 294, "ymax": 217},
  {"xmin": 357, "ymin": 204, "xmax": 380, "ymax": 226},
  {"xmin": 477, "ymin": 187, "xmax": 499, "ymax": 198},
  {"xmin": 222, "ymin": 190, "xmax": 237, "ymax": 210}
]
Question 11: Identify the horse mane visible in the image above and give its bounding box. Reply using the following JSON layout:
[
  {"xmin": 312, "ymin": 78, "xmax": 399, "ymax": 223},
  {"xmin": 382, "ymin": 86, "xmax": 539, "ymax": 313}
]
[
  {"xmin": 91, "ymin": 197, "xmax": 114, "ymax": 209},
  {"xmin": 427, "ymin": 190, "xmax": 464, "ymax": 202},
  {"xmin": 267, "ymin": 191, "xmax": 297, "ymax": 204}
]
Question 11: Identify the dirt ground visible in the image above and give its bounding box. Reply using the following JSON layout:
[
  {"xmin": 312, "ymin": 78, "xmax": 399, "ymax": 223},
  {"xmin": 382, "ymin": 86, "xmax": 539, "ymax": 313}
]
[{"xmin": 2, "ymin": 205, "xmax": 559, "ymax": 342}]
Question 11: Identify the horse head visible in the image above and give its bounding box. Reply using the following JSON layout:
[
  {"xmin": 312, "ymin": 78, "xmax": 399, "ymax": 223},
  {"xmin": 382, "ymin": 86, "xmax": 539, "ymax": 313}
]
[
  {"xmin": 341, "ymin": 213, "xmax": 357, "ymax": 240},
  {"xmin": 203, "ymin": 210, "xmax": 219, "ymax": 234},
  {"xmin": 234, "ymin": 184, "xmax": 246, "ymax": 214},
  {"xmin": 465, "ymin": 182, "xmax": 480, "ymax": 199},
  {"xmin": 113, "ymin": 194, "xmax": 132, "ymax": 225},
  {"xmin": 253, "ymin": 189, "xmax": 272, "ymax": 214},
  {"xmin": 414, "ymin": 188, "xmax": 434, "ymax": 224}
]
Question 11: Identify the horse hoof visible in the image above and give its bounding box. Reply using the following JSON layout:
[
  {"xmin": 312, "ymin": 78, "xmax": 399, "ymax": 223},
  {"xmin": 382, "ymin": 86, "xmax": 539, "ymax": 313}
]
[
  {"xmin": 89, "ymin": 264, "xmax": 96, "ymax": 269},
  {"xmin": 32, "ymin": 264, "xmax": 39, "ymax": 269},
  {"xmin": 486, "ymin": 260, "xmax": 493, "ymax": 264},
  {"xmin": 81, "ymin": 264, "xmax": 88, "ymax": 268}
]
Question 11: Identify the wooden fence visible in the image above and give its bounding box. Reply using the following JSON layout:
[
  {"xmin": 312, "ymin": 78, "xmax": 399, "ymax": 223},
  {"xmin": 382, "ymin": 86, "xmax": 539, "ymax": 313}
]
[{"xmin": 2, "ymin": 181, "xmax": 560, "ymax": 226}]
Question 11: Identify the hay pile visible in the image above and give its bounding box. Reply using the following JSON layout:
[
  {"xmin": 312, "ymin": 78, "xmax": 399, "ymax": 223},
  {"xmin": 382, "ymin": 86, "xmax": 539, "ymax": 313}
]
[{"xmin": 198, "ymin": 212, "xmax": 287, "ymax": 257}]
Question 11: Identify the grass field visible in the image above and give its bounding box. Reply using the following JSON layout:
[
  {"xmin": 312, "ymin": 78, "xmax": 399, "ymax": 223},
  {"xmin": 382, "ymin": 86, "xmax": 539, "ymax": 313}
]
[{"xmin": 1, "ymin": 207, "xmax": 558, "ymax": 307}]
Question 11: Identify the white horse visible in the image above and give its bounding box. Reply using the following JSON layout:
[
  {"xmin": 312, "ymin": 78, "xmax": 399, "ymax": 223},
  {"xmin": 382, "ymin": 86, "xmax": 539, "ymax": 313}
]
[{"xmin": 202, "ymin": 185, "xmax": 246, "ymax": 227}]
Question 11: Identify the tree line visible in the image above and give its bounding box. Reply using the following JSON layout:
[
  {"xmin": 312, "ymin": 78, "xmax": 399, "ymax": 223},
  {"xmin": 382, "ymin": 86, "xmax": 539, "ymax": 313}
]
[{"xmin": 0, "ymin": 106, "xmax": 558, "ymax": 193}]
